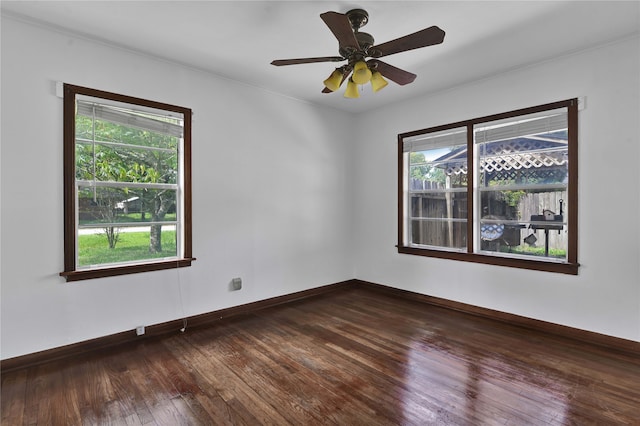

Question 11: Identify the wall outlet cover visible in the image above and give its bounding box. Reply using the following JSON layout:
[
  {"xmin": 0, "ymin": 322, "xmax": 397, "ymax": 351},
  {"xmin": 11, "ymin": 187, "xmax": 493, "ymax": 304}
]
[{"xmin": 231, "ymin": 277, "xmax": 242, "ymax": 291}]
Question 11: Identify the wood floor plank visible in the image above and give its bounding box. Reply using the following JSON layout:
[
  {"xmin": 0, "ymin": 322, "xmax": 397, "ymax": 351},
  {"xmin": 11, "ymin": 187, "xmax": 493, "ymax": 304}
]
[
  {"xmin": 165, "ymin": 331, "xmax": 293, "ymax": 425},
  {"xmin": 0, "ymin": 368, "xmax": 27, "ymax": 425},
  {"xmin": 48, "ymin": 363, "xmax": 83, "ymax": 425},
  {"xmin": 2, "ymin": 287, "xmax": 639, "ymax": 425},
  {"xmin": 103, "ymin": 345, "xmax": 158, "ymax": 425},
  {"xmin": 252, "ymin": 309, "xmax": 474, "ymax": 424},
  {"xmin": 229, "ymin": 319, "xmax": 391, "ymax": 425}
]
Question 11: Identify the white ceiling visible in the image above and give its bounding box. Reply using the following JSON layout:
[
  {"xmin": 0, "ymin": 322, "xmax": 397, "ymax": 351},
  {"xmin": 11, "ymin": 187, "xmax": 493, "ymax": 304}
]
[{"xmin": 2, "ymin": 1, "xmax": 639, "ymax": 113}]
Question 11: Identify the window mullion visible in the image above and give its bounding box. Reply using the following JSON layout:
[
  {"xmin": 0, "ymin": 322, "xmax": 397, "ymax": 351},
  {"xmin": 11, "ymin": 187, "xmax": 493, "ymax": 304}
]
[
  {"xmin": 76, "ymin": 138, "xmax": 176, "ymax": 154},
  {"xmin": 467, "ymin": 123, "xmax": 475, "ymax": 254},
  {"xmin": 566, "ymin": 99, "xmax": 579, "ymax": 265},
  {"xmin": 76, "ymin": 180, "xmax": 178, "ymax": 190},
  {"xmin": 91, "ymin": 105, "xmax": 97, "ymax": 205}
]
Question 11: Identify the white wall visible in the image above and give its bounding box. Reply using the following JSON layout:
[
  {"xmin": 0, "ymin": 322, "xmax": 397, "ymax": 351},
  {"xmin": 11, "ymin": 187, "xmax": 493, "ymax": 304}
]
[
  {"xmin": 0, "ymin": 17, "xmax": 355, "ymax": 360},
  {"xmin": 352, "ymin": 36, "xmax": 640, "ymax": 342},
  {"xmin": 2, "ymin": 17, "xmax": 639, "ymax": 362}
]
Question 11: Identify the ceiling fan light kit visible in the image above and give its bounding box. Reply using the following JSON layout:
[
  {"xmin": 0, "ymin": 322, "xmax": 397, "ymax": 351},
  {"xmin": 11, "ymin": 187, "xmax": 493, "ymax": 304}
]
[
  {"xmin": 271, "ymin": 8, "xmax": 445, "ymax": 99},
  {"xmin": 344, "ymin": 78, "xmax": 360, "ymax": 99},
  {"xmin": 323, "ymin": 69, "xmax": 345, "ymax": 92},
  {"xmin": 351, "ymin": 60, "xmax": 372, "ymax": 85},
  {"xmin": 370, "ymin": 71, "xmax": 388, "ymax": 93}
]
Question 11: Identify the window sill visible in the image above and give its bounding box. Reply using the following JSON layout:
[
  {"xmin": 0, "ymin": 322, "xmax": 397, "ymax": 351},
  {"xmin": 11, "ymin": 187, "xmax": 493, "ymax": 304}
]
[
  {"xmin": 60, "ymin": 258, "xmax": 196, "ymax": 282},
  {"xmin": 397, "ymin": 246, "xmax": 579, "ymax": 275}
]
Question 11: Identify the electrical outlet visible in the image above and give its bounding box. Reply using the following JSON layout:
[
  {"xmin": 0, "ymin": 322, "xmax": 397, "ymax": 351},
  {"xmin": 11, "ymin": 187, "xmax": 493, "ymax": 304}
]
[
  {"xmin": 231, "ymin": 277, "xmax": 242, "ymax": 291},
  {"xmin": 136, "ymin": 326, "xmax": 145, "ymax": 336}
]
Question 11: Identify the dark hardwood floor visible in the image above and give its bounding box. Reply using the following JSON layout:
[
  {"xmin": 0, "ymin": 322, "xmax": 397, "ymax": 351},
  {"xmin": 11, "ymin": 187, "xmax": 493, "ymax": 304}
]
[{"xmin": 2, "ymin": 286, "xmax": 639, "ymax": 425}]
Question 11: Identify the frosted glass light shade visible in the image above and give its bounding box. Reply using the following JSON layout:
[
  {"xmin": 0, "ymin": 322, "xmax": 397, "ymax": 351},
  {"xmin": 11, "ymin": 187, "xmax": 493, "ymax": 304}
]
[
  {"xmin": 351, "ymin": 61, "xmax": 372, "ymax": 85},
  {"xmin": 344, "ymin": 78, "xmax": 360, "ymax": 98},
  {"xmin": 323, "ymin": 69, "xmax": 344, "ymax": 92},
  {"xmin": 370, "ymin": 71, "xmax": 388, "ymax": 93}
]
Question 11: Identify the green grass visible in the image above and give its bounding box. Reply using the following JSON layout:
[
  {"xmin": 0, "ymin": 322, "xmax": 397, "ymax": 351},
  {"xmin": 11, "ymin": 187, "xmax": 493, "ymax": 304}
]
[
  {"xmin": 499, "ymin": 245, "xmax": 566, "ymax": 259},
  {"xmin": 78, "ymin": 230, "xmax": 177, "ymax": 266}
]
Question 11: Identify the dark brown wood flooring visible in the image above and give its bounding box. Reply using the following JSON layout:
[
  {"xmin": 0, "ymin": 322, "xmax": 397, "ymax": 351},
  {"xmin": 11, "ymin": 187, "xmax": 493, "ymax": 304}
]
[{"xmin": 2, "ymin": 287, "xmax": 639, "ymax": 425}]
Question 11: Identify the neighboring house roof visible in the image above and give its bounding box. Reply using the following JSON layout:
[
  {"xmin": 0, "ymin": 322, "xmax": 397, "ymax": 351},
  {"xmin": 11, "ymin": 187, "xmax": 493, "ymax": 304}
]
[{"xmin": 433, "ymin": 135, "xmax": 568, "ymax": 182}]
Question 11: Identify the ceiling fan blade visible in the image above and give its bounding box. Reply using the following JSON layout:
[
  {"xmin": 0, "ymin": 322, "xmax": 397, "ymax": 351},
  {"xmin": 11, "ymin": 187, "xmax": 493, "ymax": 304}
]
[
  {"xmin": 371, "ymin": 26, "xmax": 445, "ymax": 58},
  {"xmin": 320, "ymin": 11, "xmax": 360, "ymax": 51},
  {"xmin": 271, "ymin": 56, "xmax": 344, "ymax": 66},
  {"xmin": 368, "ymin": 60, "xmax": 416, "ymax": 85}
]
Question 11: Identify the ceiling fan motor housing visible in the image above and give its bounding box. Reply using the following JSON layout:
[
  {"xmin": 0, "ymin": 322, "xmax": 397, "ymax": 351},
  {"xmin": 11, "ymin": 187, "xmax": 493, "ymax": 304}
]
[
  {"xmin": 356, "ymin": 32, "xmax": 375, "ymax": 50},
  {"xmin": 339, "ymin": 31, "xmax": 375, "ymax": 61}
]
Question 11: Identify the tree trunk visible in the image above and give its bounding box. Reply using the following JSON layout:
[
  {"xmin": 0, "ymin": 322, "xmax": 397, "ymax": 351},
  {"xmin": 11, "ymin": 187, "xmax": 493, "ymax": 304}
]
[
  {"xmin": 149, "ymin": 193, "xmax": 169, "ymax": 253},
  {"xmin": 105, "ymin": 226, "xmax": 119, "ymax": 249},
  {"xmin": 149, "ymin": 224, "xmax": 162, "ymax": 253}
]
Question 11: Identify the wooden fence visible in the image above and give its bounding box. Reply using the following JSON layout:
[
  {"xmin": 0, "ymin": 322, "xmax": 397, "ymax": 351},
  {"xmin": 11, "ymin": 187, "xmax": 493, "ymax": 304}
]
[{"xmin": 410, "ymin": 178, "xmax": 567, "ymax": 252}]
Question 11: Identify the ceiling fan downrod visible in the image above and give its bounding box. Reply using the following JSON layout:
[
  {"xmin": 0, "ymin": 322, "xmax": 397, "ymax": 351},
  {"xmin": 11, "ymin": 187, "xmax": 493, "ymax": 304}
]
[{"xmin": 346, "ymin": 9, "xmax": 368, "ymax": 31}]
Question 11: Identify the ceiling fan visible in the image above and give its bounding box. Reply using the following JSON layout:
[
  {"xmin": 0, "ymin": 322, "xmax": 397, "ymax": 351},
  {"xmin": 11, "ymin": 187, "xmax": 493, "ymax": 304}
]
[{"xmin": 271, "ymin": 9, "xmax": 445, "ymax": 98}]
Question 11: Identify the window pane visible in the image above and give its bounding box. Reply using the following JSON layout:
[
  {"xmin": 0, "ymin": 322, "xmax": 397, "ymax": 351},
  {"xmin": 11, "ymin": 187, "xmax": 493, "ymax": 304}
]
[
  {"xmin": 76, "ymin": 143, "xmax": 178, "ymax": 184},
  {"xmin": 78, "ymin": 187, "xmax": 177, "ymax": 226},
  {"xmin": 476, "ymin": 107, "xmax": 568, "ymax": 261},
  {"xmin": 478, "ymin": 143, "xmax": 568, "ymax": 187},
  {"xmin": 76, "ymin": 101, "xmax": 182, "ymax": 149},
  {"xmin": 411, "ymin": 218, "xmax": 467, "ymax": 249},
  {"xmin": 479, "ymin": 189, "xmax": 567, "ymax": 260},
  {"xmin": 411, "ymin": 192, "xmax": 468, "ymax": 219},
  {"xmin": 407, "ymin": 127, "xmax": 468, "ymax": 189},
  {"xmin": 410, "ymin": 192, "xmax": 467, "ymax": 248},
  {"xmin": 76, "ymin": 120, "xmax": 179, "ymax": 151},
  {"xmin": 78, "ymin": 225, "xmax": 177, "ymax": 268},
  {"xmin": 407, "ymin": 127, "xmax": 468, "ymax": 249},
  {"xmin": 476, "ymin": 108, "xmax": 568, "ymax": 187}
]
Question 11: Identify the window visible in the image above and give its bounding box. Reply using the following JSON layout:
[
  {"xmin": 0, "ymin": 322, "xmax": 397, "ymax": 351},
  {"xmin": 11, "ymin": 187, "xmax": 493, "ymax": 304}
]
[
  {"xmin": 398, "ymin": 99, "xmax": 578, "ymax": 274},
  {"xmin": 61, "ymin": 84, "xmax": 194, "ymax": 281}
]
